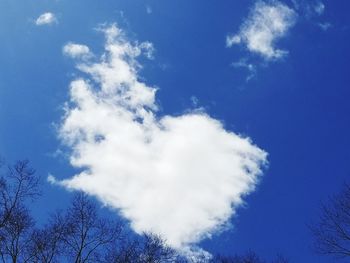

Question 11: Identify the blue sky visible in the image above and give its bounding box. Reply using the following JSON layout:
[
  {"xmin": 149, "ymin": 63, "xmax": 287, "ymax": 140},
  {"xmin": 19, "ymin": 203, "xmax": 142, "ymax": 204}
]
[{"xmin": 1, "ymin": 0, "xmax": 350, "ymax": 262}]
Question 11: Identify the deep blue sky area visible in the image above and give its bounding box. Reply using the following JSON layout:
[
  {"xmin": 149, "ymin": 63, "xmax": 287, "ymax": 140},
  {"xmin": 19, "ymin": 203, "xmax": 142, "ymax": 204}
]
[{"xmin": 1, "ymin": 0, "xmax": 350, "ymax": 262}]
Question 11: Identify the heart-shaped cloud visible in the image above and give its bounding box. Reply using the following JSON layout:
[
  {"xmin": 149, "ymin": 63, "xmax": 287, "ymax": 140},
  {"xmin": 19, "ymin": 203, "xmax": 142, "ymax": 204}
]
[{"xmin": 55, "ymin": 24, "xmax": 267, "ymax": 254}]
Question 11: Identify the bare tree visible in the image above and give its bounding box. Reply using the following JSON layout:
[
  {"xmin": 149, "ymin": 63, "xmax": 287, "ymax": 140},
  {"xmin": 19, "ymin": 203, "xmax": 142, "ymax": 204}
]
[
  {"xmin": 310, "ymin": 183, "xmax": 350, "ymax": 259},
  {"xmin": 0, "ymin": 160, "xmax": 39, "ymax": 263},
  {"xmin": 30, "ymin": 212, "xmax": 67, "ymax": 263},
  {"xmin": 139, "ymin": 233, "xmax": 181, "ymax": 263},
  {"xmin": 103, "ymin": 236, "xmax": 141, "ymax": 263},
  {"xmin": 61, "ymin": 193, "xmax": 122, "ymax": 263},
  {"xmin": 213, "ymin": 252, "xmax": 264, "ymax": 263},
  {"xmin": 103, "ymin": 233, "xmax": 185, "ymax": 263},
  {"xmin": 0, "ymin": 205, "xmax": 35, "ymax": 263},
  {"xmin": 211, "ymin": 251, "xmax": 289, "ymax": 263},
  {"xmin": 0, "ymin": 160, "xmax": 39, "ymax": 229},
  {"xmin": 0, "ymin": 159, "xmax": 291, "ymax": 263}
]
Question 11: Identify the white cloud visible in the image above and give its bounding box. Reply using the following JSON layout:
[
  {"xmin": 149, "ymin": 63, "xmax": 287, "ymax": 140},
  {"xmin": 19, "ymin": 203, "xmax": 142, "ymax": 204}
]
[
  {"xmin": 47, "ymin": 174, "xmax": 57, "ymax": 184},
  {"xmin": 63, "ymin": 43, "xmax": 91, "ymax": 59},
  {"xmin": 54, "ymin": 24, "xmax": 267, "ymax": 255},
  {"xmin": 314, "ymin": 2, "xmax": 325, "ymax": 15},
  {"xmin": 227, "ymin": 1, "xmax": 296, "ymax": 60},
  {"xmin": 35, "ymin": 12, "xmax": 57, "ymax": 26}
]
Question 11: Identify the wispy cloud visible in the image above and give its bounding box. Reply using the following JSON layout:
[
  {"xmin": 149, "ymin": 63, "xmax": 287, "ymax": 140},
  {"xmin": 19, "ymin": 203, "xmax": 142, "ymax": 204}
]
[
  {"xmin": 63, "ymin": 42, "xmax": 91, "ymax": 59},
  {"xmin": 35, "ymin": 12, "xmax": 57, "ymax": 26},
  {"xmin": 231, "ymin": 59, "xmax": 257, "ymax": 82},
  {"xmin": 292, "ymin": 0, "xmax": 325, "ymax": 17},
  {"xmin": 146, "ymin": 5, "xmax": 152, "ymax": 14},
  {"xmin": 53, "ymin": 24, "xmax": 267, "ymax": 256},
  {"xmin": 308, "ymin": 1, "xmax": 332, "ymax": 31},
  {"xmin": 292, "ymin": 0, "xmax": 331, "ymax": 30},
  {"xmin": 318, "ymin": 22, "xmax": 332, "ymax": 31},
  {"xmin": 227, "ymin": 1, "xmax": 296, "ymax": 60}
]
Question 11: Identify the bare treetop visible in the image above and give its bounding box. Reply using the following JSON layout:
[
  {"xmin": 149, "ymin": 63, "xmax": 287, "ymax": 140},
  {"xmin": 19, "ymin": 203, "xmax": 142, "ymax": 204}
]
[{"xmin": 311, "ymin": 183, "xmax": 350, "ymax": 259}]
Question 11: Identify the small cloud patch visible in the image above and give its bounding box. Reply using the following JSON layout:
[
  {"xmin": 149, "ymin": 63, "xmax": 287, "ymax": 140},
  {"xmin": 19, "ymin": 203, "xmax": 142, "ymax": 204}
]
[
  {"xmin": 35, "ymin": 12, "xmax": 57, "ymax": 26},
  {"xmin": 63, "ymin": 43, "xmax": 91, "ymax": 59},
  {"xmin": 227, "ymin": 1, "xmax": 296, "ymax": 60}
]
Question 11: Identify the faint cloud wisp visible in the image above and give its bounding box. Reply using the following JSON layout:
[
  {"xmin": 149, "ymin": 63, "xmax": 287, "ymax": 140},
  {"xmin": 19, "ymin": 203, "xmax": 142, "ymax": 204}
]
[
  {"xmin": 231, "ymin": 59, "xmax": 257, "ymax": 82},
  {"xmin": 146, "ymin": 5, "xmax": 153, "ymax": 15}
]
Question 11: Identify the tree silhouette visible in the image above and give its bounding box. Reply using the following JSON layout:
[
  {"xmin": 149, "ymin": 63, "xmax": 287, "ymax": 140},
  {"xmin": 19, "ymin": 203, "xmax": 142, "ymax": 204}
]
[
  {"xmin": 0, "ymin": 160, "xmax": 39, "ymax": 263},
  {"xmin": 0, "ymin": 205, "xmax": 35, "ymax": 263},
  {"xmin": 0, "ymin": 159, "xmax": 289, "ymax": 263},
  {"xmin": 61, "ymin": 193, "xmax": 123, "ymax": 263},
  {"xmin": 0, "ymin": 160, "xmax": 39, "ymax": 230},
  {"xmin": 311, "ymin": 183, "xmax": 350, "ymax": 259},
  {"xmin": 211, "ymin": 251, "xmax": 289, "ymax": 263},
  {"xmin": 30, "ymin": 212, "xmax": 67, "ymax": 263}
]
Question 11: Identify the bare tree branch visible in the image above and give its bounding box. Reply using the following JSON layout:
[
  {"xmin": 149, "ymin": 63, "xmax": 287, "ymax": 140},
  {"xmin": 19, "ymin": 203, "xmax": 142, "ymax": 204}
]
[{"xmin": 310, "ymin": 183, "xmax": 350, "ymax": 259}]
